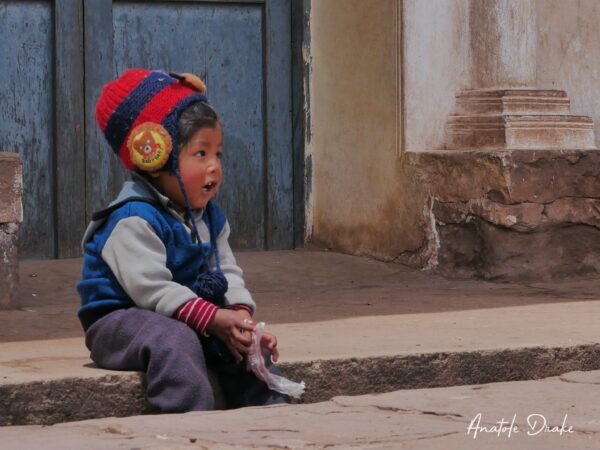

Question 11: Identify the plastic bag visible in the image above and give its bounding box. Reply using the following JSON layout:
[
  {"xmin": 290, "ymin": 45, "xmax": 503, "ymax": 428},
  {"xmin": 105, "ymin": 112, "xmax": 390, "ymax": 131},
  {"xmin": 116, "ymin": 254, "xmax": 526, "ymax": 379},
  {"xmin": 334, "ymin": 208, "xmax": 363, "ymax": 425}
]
[{"xmin": 246, "ymin": 322, "xmax": 306, "ymax": 399}]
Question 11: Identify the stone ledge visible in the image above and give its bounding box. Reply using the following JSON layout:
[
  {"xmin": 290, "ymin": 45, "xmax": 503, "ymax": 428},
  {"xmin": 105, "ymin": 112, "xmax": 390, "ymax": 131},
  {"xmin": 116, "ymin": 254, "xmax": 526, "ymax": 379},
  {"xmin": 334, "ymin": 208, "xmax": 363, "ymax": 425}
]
[
  {"xmin": 405, "ymin": 149, "xmax": 600, "ymax": 280},
  {"xmin": 410, "ymin": 149, "xmax": 600, "ymax": 203},
  {"xmin": 2, "ymin": 344, "xmax": 600, "ymax": 426},
  {"xmin": 0, "ymin": 153, "xmax": 23, "ymax": 224},
  {"xmin": 0, "ymin": 224, "xmax": 19, "ymax": 309},
  {"xmin": 3, "ymin": 301, "xmax": 600, "ymax": 426},
  {"xmin": 0, "ymin": 153, "xmax": 22, "ymax": 310}
]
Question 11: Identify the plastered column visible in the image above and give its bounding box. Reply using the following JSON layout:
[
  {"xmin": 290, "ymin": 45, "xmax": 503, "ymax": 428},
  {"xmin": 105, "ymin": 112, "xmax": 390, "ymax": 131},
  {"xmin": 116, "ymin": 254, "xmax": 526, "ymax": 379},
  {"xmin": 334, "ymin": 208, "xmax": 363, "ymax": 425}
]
[
  {"xmin": 469, "ymin": 0, "xmax": 536, "ymax": 89},
  {"xmin": 446, "ymin": 0, "xmax": 596, "ymax": 150}
]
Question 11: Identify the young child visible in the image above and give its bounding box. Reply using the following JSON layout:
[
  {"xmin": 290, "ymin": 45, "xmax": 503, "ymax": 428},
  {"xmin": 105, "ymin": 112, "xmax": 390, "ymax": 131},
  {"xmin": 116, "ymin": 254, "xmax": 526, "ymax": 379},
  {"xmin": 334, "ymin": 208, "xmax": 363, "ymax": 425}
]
[{"xmin": 77, "ymin": 69, "xmax": 288, "ymax": 412}]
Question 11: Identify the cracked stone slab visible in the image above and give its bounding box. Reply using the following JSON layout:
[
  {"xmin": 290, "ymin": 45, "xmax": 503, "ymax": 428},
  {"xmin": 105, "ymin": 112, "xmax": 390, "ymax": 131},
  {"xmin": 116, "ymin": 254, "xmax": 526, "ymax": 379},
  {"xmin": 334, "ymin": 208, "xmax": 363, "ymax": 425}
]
[
  {"xmin": 559, "ymin": 370, "xmax": 600, "ymax": 385},
  {"xmin": 1, "ymin": 371, "xmax": 599, "ymax": 449},
  {"xmin": 392, "ymin": 431, "xmax": 595, "ymax": 449},
  {"xmin": 332, "ymin": 371, "xmax": 600, "ymax": 435},
  {"xmin": 0, "ymin": 402, "xmax": 462, "ymax": 449}
]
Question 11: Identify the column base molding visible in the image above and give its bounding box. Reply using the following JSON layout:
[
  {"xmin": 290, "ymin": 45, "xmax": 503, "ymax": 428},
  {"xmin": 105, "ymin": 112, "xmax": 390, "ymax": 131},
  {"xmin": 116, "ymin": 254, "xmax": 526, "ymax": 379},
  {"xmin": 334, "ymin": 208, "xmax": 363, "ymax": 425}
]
[{"xmin": 446, "ymin": 89, "xmax": 597, "ymax": 150}]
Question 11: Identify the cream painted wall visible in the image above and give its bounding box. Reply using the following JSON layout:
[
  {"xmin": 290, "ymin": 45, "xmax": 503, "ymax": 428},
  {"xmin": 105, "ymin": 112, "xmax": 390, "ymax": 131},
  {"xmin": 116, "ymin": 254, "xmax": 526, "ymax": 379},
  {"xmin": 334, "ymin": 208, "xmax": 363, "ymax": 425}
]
[
  {"xmin": 536, "ymin": 0, "xmax": 600, "ymax": 148},
  {"xmin": 403, "ymin": 0, "xmax": 600, "ymax": 151},
  {"xmin": 309, "ymin": 0, "xmax": 425, "ymax": 257},
  {"xmin": 307, "ymin": 0, "xmax": 600, "ymax": 259},
  {"xmin": 403, "ymin": 0, "xmax": 470, "ymax": 151}
]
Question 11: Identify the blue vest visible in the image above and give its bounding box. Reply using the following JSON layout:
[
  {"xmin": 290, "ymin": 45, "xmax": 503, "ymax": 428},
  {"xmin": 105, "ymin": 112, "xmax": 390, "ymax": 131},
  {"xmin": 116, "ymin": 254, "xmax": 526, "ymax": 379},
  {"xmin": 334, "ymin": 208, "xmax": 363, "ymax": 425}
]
[{"xmin": 77, "ymin": 199, "xmax": 226, "ymax": 330}]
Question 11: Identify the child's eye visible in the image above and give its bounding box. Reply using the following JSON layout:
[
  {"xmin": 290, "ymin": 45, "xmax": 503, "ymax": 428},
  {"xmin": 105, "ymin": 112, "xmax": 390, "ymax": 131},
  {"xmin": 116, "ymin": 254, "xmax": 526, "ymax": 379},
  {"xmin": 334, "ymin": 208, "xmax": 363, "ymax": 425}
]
[
  {"xmin": 217, "ymin": 151, "xmax": 223, "ymax": 159},
  {"xmin": 195, "ymin": 150, "xmax": 206, "ymax": 157}
]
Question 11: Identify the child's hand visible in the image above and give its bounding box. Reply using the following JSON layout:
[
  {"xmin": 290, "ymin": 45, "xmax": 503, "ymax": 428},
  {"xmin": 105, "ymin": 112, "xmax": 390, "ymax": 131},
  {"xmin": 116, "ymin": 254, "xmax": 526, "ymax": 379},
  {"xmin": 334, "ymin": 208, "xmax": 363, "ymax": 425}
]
[
  {"xmin": 260, "ymin": 331, "xmax": 279, "ymax": 362},
  {"xmin": 206, "ymin": 309, "xmax": 255, "ymax": 362},
  {"xmin": 232, "ymin": 307, "xmax": 253, "ymax": 323}
]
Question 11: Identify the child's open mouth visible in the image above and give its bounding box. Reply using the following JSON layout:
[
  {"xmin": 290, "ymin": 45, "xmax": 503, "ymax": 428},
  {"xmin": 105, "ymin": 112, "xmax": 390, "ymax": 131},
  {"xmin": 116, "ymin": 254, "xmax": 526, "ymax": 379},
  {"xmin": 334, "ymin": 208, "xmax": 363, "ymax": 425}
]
[{"xmin": 202, "ymin": 182, "xmax": 217, "ymax": 193}]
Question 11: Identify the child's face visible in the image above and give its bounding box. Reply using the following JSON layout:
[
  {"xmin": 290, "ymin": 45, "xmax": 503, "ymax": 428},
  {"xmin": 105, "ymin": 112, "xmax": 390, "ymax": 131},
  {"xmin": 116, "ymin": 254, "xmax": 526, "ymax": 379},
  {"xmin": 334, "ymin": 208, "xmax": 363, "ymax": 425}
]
[{"xmin": 151, "ymin": 125, "xmax": 223, "ymax": 210}]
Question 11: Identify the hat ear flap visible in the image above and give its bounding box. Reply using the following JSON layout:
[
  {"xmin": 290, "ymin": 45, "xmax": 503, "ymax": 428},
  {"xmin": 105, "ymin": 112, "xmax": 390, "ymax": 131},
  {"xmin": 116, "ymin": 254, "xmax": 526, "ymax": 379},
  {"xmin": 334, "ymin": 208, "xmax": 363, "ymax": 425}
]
[{"xmin": 127, "ymin": 122, "xmax": 173, "ymax": 172}]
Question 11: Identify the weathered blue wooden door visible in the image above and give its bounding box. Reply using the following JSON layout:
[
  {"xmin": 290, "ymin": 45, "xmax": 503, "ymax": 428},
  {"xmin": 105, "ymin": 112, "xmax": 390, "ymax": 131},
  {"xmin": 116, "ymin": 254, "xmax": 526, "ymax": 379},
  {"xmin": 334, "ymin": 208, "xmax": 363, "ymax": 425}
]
[
  {"xmin": 86, "ymin": 0, "xmax": 293, "ymax": 252},
  {"xmin": 0, "ymin": 0, "xmax": 293, "ymax": 258},
  {"xmin": 0, "ymin": 0, "xmax": 84, "ymax": 259}
]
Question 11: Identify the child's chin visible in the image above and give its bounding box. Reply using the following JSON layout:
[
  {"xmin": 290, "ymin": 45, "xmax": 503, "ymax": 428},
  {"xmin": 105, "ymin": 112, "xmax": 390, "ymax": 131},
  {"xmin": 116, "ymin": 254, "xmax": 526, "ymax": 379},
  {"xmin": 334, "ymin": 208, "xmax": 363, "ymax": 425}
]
[
  {"xmin": 192, "ymin": 195, "xmax": 215, "ymax": 209},
  {"xmin": 191, "ymin": 200, "xmax": 209, "ymax": 209}
]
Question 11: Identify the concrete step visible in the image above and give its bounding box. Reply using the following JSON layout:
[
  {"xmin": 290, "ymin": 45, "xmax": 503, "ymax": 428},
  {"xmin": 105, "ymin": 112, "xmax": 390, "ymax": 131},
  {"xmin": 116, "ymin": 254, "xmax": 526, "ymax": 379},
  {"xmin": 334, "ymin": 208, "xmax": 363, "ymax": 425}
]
[
  {"xmin": 2, "ymin": 301, "xmax": 600, "ymax": 426},
  {"xmin": 0, "ymin": 369, "xmax": 599, "ymax": 449}
]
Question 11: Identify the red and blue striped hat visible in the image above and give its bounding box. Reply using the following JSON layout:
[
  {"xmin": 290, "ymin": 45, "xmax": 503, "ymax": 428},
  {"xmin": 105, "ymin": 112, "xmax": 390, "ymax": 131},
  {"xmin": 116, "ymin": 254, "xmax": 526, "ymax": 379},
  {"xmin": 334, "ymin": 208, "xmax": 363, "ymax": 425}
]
[
  {"xmin": 96, "ymin": 69, "xmax": 228, "ymax": 294},
  {"xmin": 96, "ymin": 69, "xmax": 208, "ymax": 172}
]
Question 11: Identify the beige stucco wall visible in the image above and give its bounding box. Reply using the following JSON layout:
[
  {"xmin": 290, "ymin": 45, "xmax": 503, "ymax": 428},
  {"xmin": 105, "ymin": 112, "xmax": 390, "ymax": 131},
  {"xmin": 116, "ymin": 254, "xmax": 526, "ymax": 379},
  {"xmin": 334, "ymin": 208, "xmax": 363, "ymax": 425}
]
[
  {"xmin": 536, "ymin": 0, "xmax": 600, "ymax": 148},
  {"xmin": 309, "ymin": 0, "xmax": 425, "ymax": 258},
  {"xmin": 403, "ymin": 0, "xmax": 470, "ymax": 151},
  {"xmin": 308, "ymin": 0, "xmax": 600, "ymax": 259}
]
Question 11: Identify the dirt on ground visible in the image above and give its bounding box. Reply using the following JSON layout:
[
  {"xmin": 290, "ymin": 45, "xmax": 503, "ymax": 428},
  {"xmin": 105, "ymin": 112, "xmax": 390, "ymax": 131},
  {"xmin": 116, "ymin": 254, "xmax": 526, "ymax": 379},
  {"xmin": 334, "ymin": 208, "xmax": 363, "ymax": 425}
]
[{"xmin": 2, "ymin": 249, "xmax": 599, "ymax": 342}]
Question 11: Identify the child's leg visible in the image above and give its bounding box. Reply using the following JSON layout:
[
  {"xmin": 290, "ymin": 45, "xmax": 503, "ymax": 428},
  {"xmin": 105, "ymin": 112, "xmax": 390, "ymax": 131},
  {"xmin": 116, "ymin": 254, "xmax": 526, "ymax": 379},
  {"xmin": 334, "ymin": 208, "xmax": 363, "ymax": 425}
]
[
  {"xmin": 216, "ymin": 358, "xmax": 290, "ymax": 408},
  {"xmin": 85, "ymin": 307, "xmax": 214, "ymax": 413}
]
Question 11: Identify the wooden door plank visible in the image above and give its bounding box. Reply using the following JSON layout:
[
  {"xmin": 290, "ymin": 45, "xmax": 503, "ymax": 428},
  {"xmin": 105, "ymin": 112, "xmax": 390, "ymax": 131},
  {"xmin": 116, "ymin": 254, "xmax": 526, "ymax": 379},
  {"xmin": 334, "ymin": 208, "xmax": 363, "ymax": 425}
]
[
  {"xmin": 83, "ymin": 0, "xmax": 294, "ymax": 251},
  {"xmin": 84, "ymin": 0, "xmax": 128, "ymax": 220},
  {"xmin": 55, "ymin": 0, "xmax": 85, "ymax": 258},
  {"xmin": 0, "ymin": 1, "xmax": 55, "ymax": 258},
  {"xmin": 163, "ymin": 0, "xmax": 265, "ymax": 3},
  {"xmin": 265, "ymin": 0, "xmax": 293, "ymax": 249},
  {"xmin": 112, "ymin": 2, "xmax": 265, "ymax": 249}
]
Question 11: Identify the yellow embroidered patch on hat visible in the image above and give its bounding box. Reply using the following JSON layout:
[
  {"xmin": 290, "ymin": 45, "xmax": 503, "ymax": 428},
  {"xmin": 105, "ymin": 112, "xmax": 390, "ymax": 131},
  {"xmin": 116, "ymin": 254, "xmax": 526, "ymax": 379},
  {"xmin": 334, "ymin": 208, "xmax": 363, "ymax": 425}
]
[{"xmin": 127, "ymin": 122, "xmax": 173, "ymax": 171}]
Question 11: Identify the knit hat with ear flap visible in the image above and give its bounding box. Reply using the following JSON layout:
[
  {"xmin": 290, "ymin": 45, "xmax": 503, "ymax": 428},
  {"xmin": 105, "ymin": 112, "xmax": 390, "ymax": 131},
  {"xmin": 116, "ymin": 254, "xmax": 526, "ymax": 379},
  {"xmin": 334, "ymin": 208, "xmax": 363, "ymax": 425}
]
[
  {"xmin": 95, "ymin": 69, "xmax": 228, "ymax": 304},
  {"xmin": 95, "ymin": 68, "xmax": 208, "ymax": 173}
]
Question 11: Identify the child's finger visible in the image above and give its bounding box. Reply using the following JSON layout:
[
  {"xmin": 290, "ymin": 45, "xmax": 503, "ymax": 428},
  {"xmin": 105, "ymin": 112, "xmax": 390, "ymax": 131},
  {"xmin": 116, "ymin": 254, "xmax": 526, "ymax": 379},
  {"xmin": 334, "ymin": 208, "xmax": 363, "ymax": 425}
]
[
  {"xmin": 261, "ymin": 333, "xmax": 277, "ymax": 349},
  {"xmin": 226, "ymin": 342, "xmax": 244, "ymax": 362},
  {"xmin": 268, "ymin": 334, "xmax": 277, "ymax": 349},
  {"xmin": 231, "ymin": 337, "xmax": 252, "ymax": 360},
  {"xmin": 237, "ymin": 318, "xmax": 255, "ymax": 333},
  {"xmin": 233, "ymin": 327, "xmax": 252, "ymax": 346}
]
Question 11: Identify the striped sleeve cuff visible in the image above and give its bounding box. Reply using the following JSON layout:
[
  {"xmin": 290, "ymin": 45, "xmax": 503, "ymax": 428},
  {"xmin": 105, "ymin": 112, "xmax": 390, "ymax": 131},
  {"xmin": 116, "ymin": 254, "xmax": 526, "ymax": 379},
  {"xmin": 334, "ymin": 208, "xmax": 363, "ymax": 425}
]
[
  {"xmin": 173, "ymin": 297, "xmax": 219, "ymax": 336},
  {"xmin": 225, "ymin": 304, "xmax": 254, "ymax": 316}
]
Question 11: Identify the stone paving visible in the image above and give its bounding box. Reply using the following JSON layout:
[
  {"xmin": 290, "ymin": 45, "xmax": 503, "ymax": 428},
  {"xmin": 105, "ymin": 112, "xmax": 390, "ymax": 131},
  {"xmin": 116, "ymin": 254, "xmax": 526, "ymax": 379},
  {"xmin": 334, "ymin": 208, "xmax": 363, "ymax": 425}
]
[
  {"xmin": 3, "ymin": 299, "xmax": 600, "ymax": 428},
  {"xmin": 1, "ymin": 250, "xmax": 599, "ymax": 449},
  {"xmin": 1, "ymin": 370, "xmax": 599, "ymax": 449}
]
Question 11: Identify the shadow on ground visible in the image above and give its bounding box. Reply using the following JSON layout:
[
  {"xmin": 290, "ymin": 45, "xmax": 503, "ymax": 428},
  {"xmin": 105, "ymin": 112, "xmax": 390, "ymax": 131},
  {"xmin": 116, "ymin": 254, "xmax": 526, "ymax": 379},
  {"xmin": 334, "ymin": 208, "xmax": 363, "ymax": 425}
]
[{"xmin": 2, "ymin": 248, "xmax": 599, "ymax": 342}]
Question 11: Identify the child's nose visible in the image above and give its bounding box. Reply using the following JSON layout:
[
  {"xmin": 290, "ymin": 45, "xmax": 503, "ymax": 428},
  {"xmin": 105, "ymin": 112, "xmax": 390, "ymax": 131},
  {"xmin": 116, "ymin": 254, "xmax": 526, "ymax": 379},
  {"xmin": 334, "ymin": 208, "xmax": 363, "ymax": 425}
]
[{"xmin": 207, "ymin": 158, "xmax": 219, "ymax": 173}]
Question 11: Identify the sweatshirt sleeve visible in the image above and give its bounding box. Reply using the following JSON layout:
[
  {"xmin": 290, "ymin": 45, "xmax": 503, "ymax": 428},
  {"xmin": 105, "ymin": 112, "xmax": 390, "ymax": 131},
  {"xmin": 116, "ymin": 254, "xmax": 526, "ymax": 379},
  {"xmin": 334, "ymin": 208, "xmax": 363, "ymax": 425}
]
[
  {"xmin": 216, "ymin": 221, "xmax": 257, "ymax": 313},
  {"xmin": 101, "ymin": 216, "xmax": 197, "ymax": 317}
]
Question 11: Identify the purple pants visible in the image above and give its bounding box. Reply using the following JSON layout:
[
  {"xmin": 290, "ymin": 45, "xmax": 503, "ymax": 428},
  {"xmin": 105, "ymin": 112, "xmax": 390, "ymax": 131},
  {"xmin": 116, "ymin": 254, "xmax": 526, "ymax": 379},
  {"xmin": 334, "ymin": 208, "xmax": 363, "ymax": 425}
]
[{"xmin": 85, "ymin": 307, "xmax": 288, "ymax": 413}]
